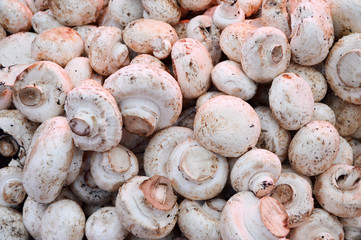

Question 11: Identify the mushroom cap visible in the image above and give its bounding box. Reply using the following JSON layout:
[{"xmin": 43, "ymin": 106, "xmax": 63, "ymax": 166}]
[
  {"xmin": 23, "ymin": 116, "xmax": 74, "ymax": 204},
  {"xmin": 195, "ymin": 91, "xmax": 225, "ymax": 109},
  {"xmin": 22, "ymin": 196, "xmax": 47, "ymax": 240},
  {"xmin": 212, "ymin": 1, "xmax": 245, "ymax": 30},
  {"xmin": 85, "ymin": 207, "xmax": 128, "ymax": 240},
  {"xmin": 171, "ymin": 38, "xmax": 213, "ymax": 99},
  {"xmin": 269, "ymin": 72, "xmax": 314, "ymax": 130},
  {"xmin": 0, "ymin": 0, "xmax": 32, "ymax": 34},
  {"xmin": 65, "ymin": 79, "xmax": 123, "ymax": 152},
  {"xmin": 130, "ymin": 54, "xmax": 170, "ymax": 73},
  {"xmin": 340, "ymin": 215, "xmax": 361, "ymax": 240},
  {"xmin": 49, "ymin": 0, "xmax": 103, "ymax": 26},
  {"xmin": 0, "ymin": 166, "xmax": 26, "ymax": 208},
  {"xmin": 13, "ymin": 61, "xmax": 72, "ymax": 123},
  {"xmin": 31, "ymin": 27, "xmax": 84, "ymax": 67},
  {"xmin": 193, "ymin": 95, "xmax": 261, "ymax": 158},
  {"xmin": 0, "ymin": 206, "xmax": 29, "ymax": 239},
  {"xmin": 239, "ymin": 0, "xmax": 262, "ymax": 17},
  {"xmin": 73, "ymin": 25, "xmax": 98, "ymax": 44},
  {"xmin": 0, "ymin": 32, "xmax": 37, "ymax": 67},
  {"xmin": 177, "ymin": 0, "xmax": 214, "ymax": 11},
  {"xmin": 115, "ymin": 175, "xmax": 178, "ymax": 239},
  {"xmin": 144, "ymin": 126, "xmax": 194, "ymax": 177},
  {"xmin": 325, "ymin": 33, "xmax": 361, "ymax": 105},
  {"xmin": 64, "ymin": 57, "xmax": 93, "ymax": 88},
  {"xmin": 310, "ymin": 102, "xmax": 336, "ymax": 126},
  {"xmin": 262, "ymin": 0, "xmax": 291, "ymax": 37},
  {"xmin": 141, "ymin": 0, "xmax": 181, "ymax": 26},
  {"xmin": 65, "ymin": 147, "xmax": 84, "ymax": 186},
  {"xmin": 31, "ymin": 10, "xmax": 64, "ymax": 34},
  {"xmin": 107, "ymin": 0, "xmax": 144, "ymax": 28},
  {"xmin": 333, "ymin": 136, "xmax": 353, "ymax": 166},
  {"xmin": 41, "ymin": 199, "xmax": 85, "ymax": 240},
  {"xmin": 314, "ymin": 164, "xmax": 361, "ymax": 218},
  {"xmin": 289, "ymin": 120, "xmax": 340, "ymax": 176}
]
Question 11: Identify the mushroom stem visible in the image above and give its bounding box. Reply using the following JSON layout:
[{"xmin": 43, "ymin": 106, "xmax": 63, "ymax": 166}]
[
  {"xmin": 203, "ymin": 198, "xmax": 226, "ymax": 219},
  {"xmin": 270, "ymin": 45, "xmax": 283, "ymax": 64},
  {"xmin": 0, "ymin": 135, "xmax": 19, "ymax": 158},
  {"xmin": 84, "ymin": 171, "xmax": 98, "ymax": 188},
  {"xmin": 271, "ymin": 184, "xmax": 294, "ymax": 205},
  {"xmin": 120, "ymin": 98, "xmax": 160, "ymax": 137},
  {"xmin": 2, "ymin": 179, "xmax": 26, "ymax": 205},
  {"xmin": 18, "ymin": 85, "xmax": 44, "ymax": 107},
  {"xmin": 336, "ymin": 168, "xmax": 361, "ymax": 190},
  {"xmin": 151, "ymin": 38, "xmax": 172, "ymax": 59},
  {"xmin": 69, "ymin": 109, "xmax": 97, "ymax": 137},
  {"xmin": 218, "ymin": 0, "xmax": 241, "ymax": 19},
  {"xmin": 107, "ymin": 147, "xmax": 131, "ymax": 174},
  {"xmin": 336, "ymin": 49, "xmax": 361, "ymax": 88},
  {"xmin": 249, "ymin": 172, "xmax": 276, "ymax": 197}
]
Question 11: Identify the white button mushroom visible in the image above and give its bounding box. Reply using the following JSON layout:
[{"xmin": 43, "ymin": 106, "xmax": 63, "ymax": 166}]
[
  {"xmin": 195, "ymin": 91, "xmax": 225, "ymax": 109},
  {"xmin": 340, "ymin": 215, "xmax": 361, "ymax": 240},
  {"xmin": 0, "ymin": 0, "xmax": 33, "ymax": 34},
  {"xmin": 130, "ymin": 54, "xmax": 170, "ymax": 73},
  {"xmin": 107, "ymin": 0, "xmax": 144, "ymax": 28},
  {"xmin": 104, "ymin": 64, "xmax": 182, "ymax": 137},
  {"xmin": 262, "ymin": 0, "xmax": 291, "ymax": 38},
  {"xmin": 64, "ymin": 57, "xmax": 101, "ymax": 88},
  {"xmin": 0, "ymin": 206, "xmax": 29, "ymax": 239},
  {"xmin": 141, "ymin": 0, "xmax": 181, "ymax": 26},
  {"xmin": 31, "ymin": 10, "xmax": 64, "ymax": 33},
  {"xmin": 333, "ymin": 136, "xmax": 353, "ymax": 166},
  {"xmin": 65, "ymin": 147, "xmax": 84, "ymax": 186},
  {"xmin": 212, "ymin": 0, "xmax": 245, "ymax": 30},
  {"xmin": 22, "ymin": 196, "xmax": 47, "ymax": 240},
  {"xmin": 0, "ymin": 166, "xmax": 26, "ymax": 208},
  {"xmin": 310, "ymin": 102, "xmax": 336, "ymax": 126},
  {"xmin": 178, "ymin": 0, "xmax": 215, "ymax": 11},
  {"xmin": 237, "ymin": 0, "xmax": 262, "ymax": 17}
]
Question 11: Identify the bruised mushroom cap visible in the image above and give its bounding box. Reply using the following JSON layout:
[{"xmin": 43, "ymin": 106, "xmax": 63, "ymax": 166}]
[
  {"xmin": 178, "ymin": 198, "xmax": 226, "ymax": 240},
  {"xmin": 211, "ymin": 60, "xmax": 257, "ymax": 101},
  {"xmin": 90, "ymin": 144, "xmax": 139, "ymax": 192},
  {"xmin": 167, "ymin": 138, "xmax": 228, "ymax": 200},
  {"xmin": 104, "ymin": 63, "xmax": 182, "ymax": 137},
  {"xmin": 270, "ymin": 172, "xmax": 314, "ymax": 228},
  {"xmin": 87, "ymin": 26, "xmax": 130, "ymax": 76},
  {"xmin": 23, "ymin": 116, "xmax": 74, "ymax": 204},
  {"xmin": 289, "ymin": 208, "xmax": 344, "ymax": 240},
  {"xmin": 41, "ymin": 199, "xmax": 85, "ymax": 240},
  {"xmin": 220, "ymin": 192, "xmax": 289, "ymax": 240},
  {"xmin": 289, "ymin": 120, "xmax": 340, "ymax": 176},
  {"xmin": 13, "ymin": 61, "xmax": 72, "ymax": 123},
  {"xmin": 340, "ymin": 215, "xmax": 361, "ymax": 240},
  {"xmin": 65, "ymin": 79, "xmax": 123, "ymax": 152},
  {"xmin": 0, "ymin": 166, "xmax": 26, "ymax": 208},
  {"xmin": 144, "ymin": 126, "xmax": 194, "ymax": 177},
  {"xmin": 123, "ymin": 18, "xmax": 178, "ymax": 59},
  {"xmin": 107, "ymin": 0, "xmax": 144, "ymax": 28},
  {"xmin": 0, "ymin": 0, "xmax": 32, "ymax": 34},
  {"xmin": 171, "ymin": 38, "xmax": 213, "ymax": 99},
  {"xmin": 141, "ymin": 0, "xmax": 181, "ymax": 26},
  {"xmin": 0, "ymin": 32, "xmax": 37, "ymax": 67},
  {"xmin": 193, "ymin": 95, "xmax": 261, "ymax": 158},
  {"xmin": 85, "ymin": 207, "xmax": 128, "ymax": 240},
  {"xmin": 325, "ymin": 33, "xmax": 361, "ymax": 105},
  {"xmin": 333, "ymin": 136, "xmax": 353, "ymax": 166},
  {"xmin": 314, "ymin": 164, "xmax": 361, "ymax": 218},
  {"xmin": 115, "ymin": 175, "xmax": 178, "ymax": 239},
  {"xmin": 262, "ymin": 0, "xmax": 291, "ymax": 38},
  {"xmin": 269, "ymin": 72, "xmax": 314, "ymax": 130},
  {"xmin": 49, "ymin": 0, "xmax": 103, "ymax": 26},
  {"xmin": 310, "ymin": 103, "xmax": 336, "ymax": 126},
  {"xmin": 31, "ymin": 27, "xmax": 84, "ymax": 67},
  {"xmin": 230, "ymin": 148, "xmax": 282, "ymax": 197},
  {"xmin": 0, "ymin": 206, "xmax": 29, "ymax": 239},
  {"xmin": 31, "ymin": 10, "xmax": 64, "ymax": 33},
  {"xmin": 22, "ymin": 196, "xmax": 47, "ymax": 240}
]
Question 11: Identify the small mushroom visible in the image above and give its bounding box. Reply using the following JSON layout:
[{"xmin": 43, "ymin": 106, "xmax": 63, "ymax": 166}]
[
  {"xmin": 289, "ymin": 208, "xmax": 344, "ymax": 240},
  {"xmin": 325, "ymin": 33, "xmax": 361, "ymax": 105},
  {"xmin": 167, "ymin": 138, "xmax": 228, "ymax": 200},
  {"xmin": 333, "ymin": 136, "xmax": 353, "ymax": 166},
  {"xmin": 231, "ymin": 148, "xmax": 282, "ymax": 197},
  {"xmin": 212, "ymin": 0, "xmax": 245, "ymax": 30},
  {"xmin": 107, "ymin": 0, "xmax": 144, "ymax": 28},
  {"xmin": 262, "ymin": 0, "xmax": 291, "ymax": 38},
  {"xmin": 22, "ymin": 196, "xmax": 48, "ymax": 240},
  {"xmin": 193, "ymin": 95, "xmax": 261, "ymax": 157},
  {"xmin": 314, "ymin": 164, "xmax": 361, "ymax": 218},
  {"xmin": 0, "ymin": 0, "xmax": 32, "ymax": 34},
  {"xmin": 178, "ymin": 198, "xmax": 226, "ymax": 240},
  {"xmin": 270, "ymin": 172, "xmax": 314, "ymax": 228},
  {"xmin": 13, "ymin": 61, "xmax": 72, "ymax": 123},
  {"xmin": 310, "ymin": 102, "xmax": 336, "ymax": 126},
  {"xmin": 22, "ymin": 116, "xmax": 74, "ymax": 204},
  {"xmin": 115, "ymin": 175, "xmax": 178, "ymax": 239},
  {"xmin": 64, "ymin": 57, "xmax": 101, "ymax": 88},
  {"xmin": 269, "ymin": 72, "xmax": 314, "ymax": 130},
  {"xmin": 340, "ymin": 215, "xmax": 361, "ymax": 240},
  {"xmin": 31, "ymin": 10, "xmax": 64, "ymax": 33},
  {"xmin": 41, "ymin": 199, "xmax": 85, "ymax": 240},
  {"xmin": 85, "ymin": 207, "xmax": 129, "ymax": 240},
  {"xmin": 0, "ymin": 166, "xmax": 26, "ymax": 208},
  {"xmin": 104, "ymin": 63, "xmax": 182, "ymax": 137},
  {"xmin": 0, "ymin": 206, "xmax": 29, "ymax": 239},
  {"xmin": 220, "ymin": 191, "xmax": 289, "ymax": 239},
  {"xmin": 141, "ymin": 0, "xmax": 181, "ymax": 26},
  {"xmin": 31, "ymin": 27, "xmax": 84, "ymax": 67}
]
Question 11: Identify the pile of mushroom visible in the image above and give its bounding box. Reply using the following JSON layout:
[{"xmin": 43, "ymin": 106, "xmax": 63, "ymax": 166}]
[{"xmin": 1, "ymin": 0, "xmax": 361, "ymax": 239}]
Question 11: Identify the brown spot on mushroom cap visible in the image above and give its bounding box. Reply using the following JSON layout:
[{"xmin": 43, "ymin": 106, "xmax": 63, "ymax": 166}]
[
  {"xmin": 260, "ymin": 196, "xmax": 289, "ymax": 237},
  {"xmin": 140, "ymin": 175, "xmax": 177, "ymax": 211}
]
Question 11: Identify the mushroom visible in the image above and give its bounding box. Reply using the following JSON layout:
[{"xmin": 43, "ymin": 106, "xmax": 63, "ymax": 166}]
[
  {"xmin": 144, "ymin": 126, "xmax": 194, "ymax": 177},
  {"xmin": 85, "ymin": 207, "xmax": 129, "ymax": 240},
  {"xmin": 115, "ymin": 175, "xmax": 178, "ymax": 239},
  {"xmin": 119, "ymin": 128, "xmax": 150, "ymax": 154},
  {"xmin": 289, "ymin": 208, "xmax": 344, "ymax": 240},
  {"xmin": 64, "ymin": 57, "xmax": 102, "ymax": 88},
  {"xmin": 178, "ymin": 198, "xmax": 226, "ymax": 240},
  {"xmin": 281, "ymin": 163, "xmax": 313, "ymax": 189},
  {"xmin": 340, "ymin": 216, "xmax": 361, "ymax": 240},
  {"xmin": 34, "ymin": 0, "xmax": 48, "ymax": 11},
  {"xmin": 41, "ymin": 199, "xmax": 85, "ymax": 240},
  {"xmin": 171, "ymin": 38, "xmax": 213, "ymax": 99},
  {"xmin": 22, "ymin": 196, "xmax": 48, "ymax": 240},
  {"xmin": 22, "ymin": 116, "xmax": 74, "ymax": 204},
  {"xmin": 237, "ymin": 0, "xmax": 262, "ymax": 17},
  {"xmin": 13, "ymin": 61, "xmax": 72, "ymax": 123},
  {"xmin": 103, "ymin": 63, "xmax": 182, "ymax": 137},
  {"xmin": 130, "ymin": 54, "xmax": 170, "ymax": 73},
  {"xmin": 97, "ymin": 6, "xmax": 124, "ymax": 29},
  {"xmin": 310, "ymin": 102, "xmax": 336, "ymax": 126},
  {"xmin": 262, "ymin": 0, "xmax": 291, "ymax": 38},
  {"xmin": 31, "ymin": 27, "xmax": 84, "ymax": 67},
  {"xmin": 0, "ymin": 0, "xmax": 32, "ymax": 34},
  {"xmin": 65, "ymin": 147, "xmax": 84, "ymax": 186},
  {"xmin": 86, "ymin": 26, "xmax": 130, "ymax": 76},
  {"xmin": 289, "ymin": 120, "xmax": 340, "ymax": 176},
  {"xmin": 0, "ymin": 206, "xmax": 29, "ymax": 239},
  {"xmin": 90, "ymin": 144, "xmax": 139, "ymax": 192},
  {"xmin": 48, "ymin": 0, "xmax": 103, "ymax": 26},
  {"xmin": 167, "ymin": 138, "xmax": 228, "ymax": 200},
  {"xmin": 0, "ymin": 166, "xmax": 26, "ymax": 208},
  {"xmin": 195, "ymin": 91, "xmax": 225, "ymax": 109},
  {"xmin": 173, "ymin": 20, "xmax": 189, "ymax": 39},
  {"xmin": 73, "ymin": 25, "xmax": 98, "ymax": 44},
  {"xmin": 270, "ymin": 172, "xmax": 314, "ymax": 228},
  {"xmin": 220, "ymin": 22, "xmax": 290, "ymax": 83},
  {"xmin": 211, "ymin": 60, "xmax": 257, "ymax": 101},
  {"xmin": 231, "ymin": 148, "xmax": 282, "ymax": 197},
  {"xmin": 177, "ymin": 0, "xmax": 215, "ymax": 11},
  {"xmin": 325, "ymin": 33, "xmax": 361, "ymax": 105},
  {"xmin": 220, "ymin": 191, "xmax": 289, "ymax": 239},
  {"xmin": 31, "ymin": 10, "xmax": 64, "ymax": 33},
  {"xmin": 141, "ymin": 0, "xmax": 181, "ymax": 26},
  {"xmin": 269, "ymin": 72, "xmax": 314, "ymax": 130},
  {"xmin": 194, "ymin": 95, "xmax": 261, "ymax": 157},
  {"xmin": 333, "ymin": 136, "xmax": 353, "ymax": 166},
  {"xmin": 314, "ymin": 164, "xmax": 361, "ymax": 218},
  {"xmin": 107, "ymin": 0, "xmax": 144, "ymax": 28},
  {"xmin": 65, "ymin": 79, "xmax": 123, "ymax": 152},
  {"xmin": 212, "ymin": 0, "xmax": 245, "ymax": 30},
  {"xmin": 123, "ymin": 18, "xmax": 178, "ymax": 59}
]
